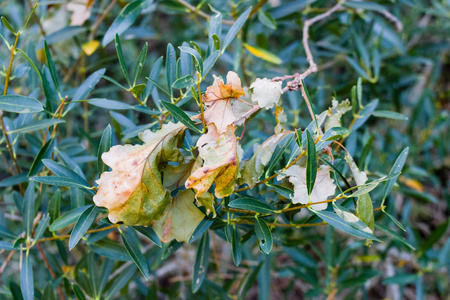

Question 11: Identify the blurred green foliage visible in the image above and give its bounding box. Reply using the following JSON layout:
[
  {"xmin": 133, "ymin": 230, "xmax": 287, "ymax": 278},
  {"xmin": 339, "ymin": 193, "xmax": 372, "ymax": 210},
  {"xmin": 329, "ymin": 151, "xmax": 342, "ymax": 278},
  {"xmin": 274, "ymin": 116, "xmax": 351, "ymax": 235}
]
[{"xmin": 0, "ymin": 0, "xmax": 449, "ymax": 299}]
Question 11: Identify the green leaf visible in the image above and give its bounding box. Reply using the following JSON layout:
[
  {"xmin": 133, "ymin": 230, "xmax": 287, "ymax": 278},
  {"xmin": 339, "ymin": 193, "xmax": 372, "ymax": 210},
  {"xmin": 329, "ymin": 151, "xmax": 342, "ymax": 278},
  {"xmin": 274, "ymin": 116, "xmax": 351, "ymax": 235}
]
[
  {"xmin": 23, "ymin": 183, "xmax": 35, "ymax": 241},
  {"xmin": 419, "ymin": 220, "xmax": 449, "ymax": 253},
  {"xmin": 44, "ymin": 40, "xmax": 60, "ymax": 93},
  {"xmin": 0, "ymin": 173, "xmax": 28, "ymax": 187},
  {"xmin": 98, "ymin": 125, "xmax": 112, "ymax": 174},
  {"xmin": 49, "ymin": 205, "xmax": 91, "ymax": 232},
  {"xmin": 89, "ymin": 98, "xmax": 133, "ymax": 110},
  {"xmin": 48, "ymin": 190, "xmax": 61, "ymax": 223},
  {"xmin": 179, "ymin": 46, "xmax": 203, "ymax": 75},
  {"xmin": 115, "ymin": 34, "xmax": 131, "ymax": 86},
  {"xmin": 229, "ymin": 198, "xmax": 276, "ymax": 214},
  {"xmin": 38, "ymin": 26, "xmax": 88, "ymax": 49},
  {"xmin": 33, "ymin": 214, "xmax": 50, "ymax": 242},
  {"xmin": 89, "ymin": 239, "xmax": 131, "ymax": 261},
  {"xmin": 132, "ymin": 84, "xmax": 146, "ymax": 97},
  {"xmin": 257, "ymin": 11, "xmax": 277, "ymax": 29},
  {"xmin": 1, "ymin": 16, "xmax": 16, "ymax": 34},
  {"xmin": 231, "ymin": 226, "xmax": 242, "ymax": 266},
  {"xmin": 0, "ymin": 95, "xmax": 43, "ymax": 113},
  {"xmin": 383, "ymin": 210, "xmax": 406, "ymax": 231},
  {"xmin": 42, "ymin": 282, "xmax": 55, "ymax": 300},
  {"xmin": 311, "ymin": 209, "xmax": 381, "ymax": 242},
  {"xmin": 42, "ymin": 159, "xmax": 90, "ymax": 187},
  {"xmin": 20, "ymin": 252, "xmax": 33, "ymax": 300},
  {"xmin": 382, "ymin": 147, "xmax": 409, "ymax": 205},
  {"xmin": 160, "ymin": 101, "xmax": 201, "ymax": 133},
  {"xmin": 172, "ymin": 74, "xmax": 194, "ymax": 89},
  {"xmin": 28, "ymin": 138, "xmax": 55, "ymax": 176},
  {"xmin": 300, "ymin": 80, "xmax": 319, "ymax": 130},
  {"xmin": 104, "ymin": 264, "xmax": 136, "ymax": 300},
  {"xmin": 65, "ymin": 68, "xmax": 106, "ymax": 113},
  {"xmin": 72, "ymin": 283, "xmax": 86, "ymax": 300},
  {"xmin": 222, "ymin": 7, "xmax": 251, "ymax": 52},
  {"xmin": 192, "ymin": 232, "xmax": 210, "ymax": 293},
  {"xmin": 133, "ymin": 42, "xmax": 148, "ymax": 85},
  {"xmin": 266, "ymin": 183, "xmax": 293, "ymax": 199},
  {"xmin": 166, "ymin": 43, "xmax": 177, "ymax": 97},
  {"xmin": 7, "ymin": 119, "xmax": 65, "ymax": 134},
  {"xmin": 69, "ymin": 205, "xmax": 98, "ymax": 250},
  {"xmin": 30, "ymin": 176, "xmax": 94, "ymax": 195},
  {"xmin": 102, "ymin": 0, "xmax": 151, "ymax": 46},
  {"xmin": 316, "ymin": 127, "xmax": 349, "ymax": 152},
  {"xmin": 255, "ymin": 218, "xmax": 273, "ymax": 254},
  {"xmin": 142, "ymin": 56, "xmax": 163, "ymax": 104},
  {"xmin": 375, "ymin": 224, "xmax": 415, "ymax": 250},
  {"xmin": 333, "ymin": 203, "xmax": 373, "ymax": 235},
  {"xmin": 189, "ymin": 217, "xmax": 214, "ymax": 244},
  {"xmin": 265, "ymin": 133, "xmax": 294, "ymax": 177},
  {"xmin": 120, "ymin": 228, "xmax": 150, "ymax": 279},
  {"xmin": 0, "ymin": 225, "xmax": 17, "ymax": 239},
  {"xmin": 133, "ymin": 226, "xmax": 162, "ymax": 247},
  {"xmin": 356, "ymin": 193, "xmax": 375, "ymax": 233},
  {"xmin": 305, "ymin": 130, "xmax": 317, "ymax": 196},
  {"xmin": 372, "ymin": 110, "xmax": 408, "ymax": 120},
  {"xmin": 0, "ymin": 241, "xmax": 15, "ymax": 250}
]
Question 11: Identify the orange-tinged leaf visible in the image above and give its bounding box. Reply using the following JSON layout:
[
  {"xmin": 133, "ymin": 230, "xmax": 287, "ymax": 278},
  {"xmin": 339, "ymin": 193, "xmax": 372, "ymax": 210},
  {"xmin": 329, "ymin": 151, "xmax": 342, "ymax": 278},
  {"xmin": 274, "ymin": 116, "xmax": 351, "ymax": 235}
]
[{"xmin": 186, "ymin": 124, "xmax": 239, "ymax": 199}]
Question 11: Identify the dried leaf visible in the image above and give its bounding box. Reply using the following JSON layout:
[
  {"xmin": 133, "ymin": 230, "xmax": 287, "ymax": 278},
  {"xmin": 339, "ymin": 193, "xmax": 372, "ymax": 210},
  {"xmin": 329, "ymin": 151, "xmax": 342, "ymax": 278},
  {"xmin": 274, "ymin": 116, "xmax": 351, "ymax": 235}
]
[
  {"xmin": 67, "ymin": 0, "xmax": 91, "ymax": 26},
  {"xmin": 203, "ymin": 71, "xmax": 245, "ymax": 133},
  {"xmin": 186, "ymin": 124, "xmax": 238, "ymax": 199},
  {"xmin": 94, "ymin": 122, "xmax": 187, "ymax": 226},
  {"xmin": 274, "ymin": 105, "xmax": 287, "ymax": 134},
  {"xmin": 279, "ymin": 165, "xmax": 336, "ymax": 210},
  {"xmin": 152, "ymin": 189, "xmax": 205, "ymax": 243},
  {"xmin": 240, "ymin": 132, "xmax": 291, "ymax": 188},
  {"xmin": 250, "ymin": 78, "xmax": 282, "ymax": 109},
  {"xmin": 325, "ymin": 99, "xmax": 352, "ymax": 131}
]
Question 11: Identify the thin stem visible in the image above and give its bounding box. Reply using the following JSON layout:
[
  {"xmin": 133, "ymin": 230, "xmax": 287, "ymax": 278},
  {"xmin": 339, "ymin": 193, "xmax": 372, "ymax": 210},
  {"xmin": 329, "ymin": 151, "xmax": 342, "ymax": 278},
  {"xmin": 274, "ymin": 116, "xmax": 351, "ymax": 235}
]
[
  {"xmin": 176, "ymin": 0, "xmax": 234, "ymax": 25},
  {"xmin": 36, "ymin": 243, "xmax": 65, "ymax": 299},
  {"xmin": 88, "ymin": 0, "xmax": 118, "ymax": 40},
  {"xmin": 36, "ymin": 224, "xmax": 119, "ymax": 244},
  {"xmin": 197, "ymin": 78, "xmax": 207, "ymax": 132},
  {"xmin": 0, "ymin": 33, "xmax": 24, "ymax": 193}
]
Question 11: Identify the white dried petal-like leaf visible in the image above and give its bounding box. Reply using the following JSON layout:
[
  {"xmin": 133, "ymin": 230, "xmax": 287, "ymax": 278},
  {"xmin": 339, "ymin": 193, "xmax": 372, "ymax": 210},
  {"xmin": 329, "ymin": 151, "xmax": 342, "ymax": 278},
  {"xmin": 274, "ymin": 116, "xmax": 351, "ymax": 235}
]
[
  {"xmin": 325, "ymin": 99, "xmax": 352, "ymax": 131},
  {"xmin": 345, "ymin": 153, "xmax": 368, "ymax": 186},
  {"xmin": 280, "ymin": 165, "xmax": 336, "ymax": 210},
  {"xmin": 250, "ymin": 78, "xmax": 282, "ymax": 109}
]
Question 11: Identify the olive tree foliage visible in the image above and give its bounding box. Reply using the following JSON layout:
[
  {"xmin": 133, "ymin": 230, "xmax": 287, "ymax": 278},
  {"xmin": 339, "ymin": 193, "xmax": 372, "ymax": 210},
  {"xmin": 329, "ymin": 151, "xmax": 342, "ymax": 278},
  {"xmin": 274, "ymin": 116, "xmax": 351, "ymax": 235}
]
[{"xmin": 0, "ymin": 0, "xmax": 449, "ymax": 299}]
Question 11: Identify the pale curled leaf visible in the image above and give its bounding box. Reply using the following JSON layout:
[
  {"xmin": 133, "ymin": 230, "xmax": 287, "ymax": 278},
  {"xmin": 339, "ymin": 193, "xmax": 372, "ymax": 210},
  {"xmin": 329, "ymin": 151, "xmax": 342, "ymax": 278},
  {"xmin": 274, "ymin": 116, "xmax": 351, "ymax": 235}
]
[
  {"xmin": 250, "ymin": 78, "xmax": 282, "ymax": 109},
  {"xmin": 185, "ymin": 124, "xmax": 239, "ymax": 199},
  {"xmin": 93, "ymin": 122, "xmax": 187, "ymax": 226},
  {"xmin": 203, "ymin": 71, "xmax": 245, "ymax": 134},
  {"xmin": 240, "ymin": 132, "xmax": 291, "ymax": 188},
  {"xmin": 345, "ymin": 153, "xmax": 374, "ymax": 234},
  {"xmin": 279, "ymin": 165, "xmax": 336, "ymax": 210},
  {"xmin": 325, "ymin": 99, "xmax": 352, "ymax": 131},
  {"xmin": 152, "ymin": 190, "xmax": 205, "ymax": 243}
]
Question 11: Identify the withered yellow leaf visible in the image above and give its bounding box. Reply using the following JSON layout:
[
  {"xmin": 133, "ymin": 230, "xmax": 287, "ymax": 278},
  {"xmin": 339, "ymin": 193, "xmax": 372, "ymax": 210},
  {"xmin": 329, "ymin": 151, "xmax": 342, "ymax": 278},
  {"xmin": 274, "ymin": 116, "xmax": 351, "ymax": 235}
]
[{"xmin": 93, "ymin": 122, "xmax": 187, "ymax": 226}]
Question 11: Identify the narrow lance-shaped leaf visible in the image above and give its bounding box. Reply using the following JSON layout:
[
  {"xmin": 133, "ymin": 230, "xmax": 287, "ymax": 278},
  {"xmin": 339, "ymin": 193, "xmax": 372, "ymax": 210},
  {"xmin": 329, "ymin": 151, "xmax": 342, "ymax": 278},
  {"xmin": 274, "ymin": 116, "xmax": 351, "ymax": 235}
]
[
  {"xmin": 133, "ymin": 42, "xmax": 148, "ymax": 86},
  {"xmin": 44, "ymin": 40, "xmax": 60, "ymax": 93},
  {"xmin": 0, "ymin": 95, "xmax": 43, "ymax": 113},
  {"xmin": 23, "ymin": 182, "xmax": 35, "ymax": 241},
  {"xmin": 98, "ymin": 125, "xmax": 112, "ymax": 174},
  {"xmin": 222, "ymin": 7, "xmax": 251, "ymax": 52},
  {"xmin": 21, "ymin": 251, "xmax": 34, "ymax": 300},
  {"xmin": 192, "ymin": 232, "xmax": 210, "ymax": 293},
  {"xmin": 255, "ymin": 217, "xmax": 273, "ymax": 254},
  {"xmin": 102, "ymin": 0, "xmax": 150, "ymax": 46},
  {"xmin": 160, "ymin": 101, "xmax": 201, "ymax": 133},
  {"xmin": 115, "ymin": 34, "xmax": 131, "ymax": 86},
  {"xmin": 120, "ymin": 228, "xmax": 150, "ymax": 279},
  {"xmin": 381, "ymin": 147, "xmax": 409, "ymax": 206},
  {"xmin": 306, "ymin": 130, "xmax": 317, "ymax": 197},
  {"xmin": 69, "ymin": 205, "xmax": 98, "ymax": 250}
]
